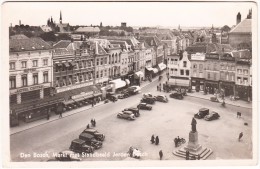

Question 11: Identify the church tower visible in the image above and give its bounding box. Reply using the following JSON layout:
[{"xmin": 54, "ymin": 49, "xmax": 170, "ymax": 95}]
[
  {"xmin": 59, "ymin": 11, "xmax": 62, "ymax": 24},
  {"xmin": 237, "ymin": 12, "xmax": 241, "ymax": 25}
]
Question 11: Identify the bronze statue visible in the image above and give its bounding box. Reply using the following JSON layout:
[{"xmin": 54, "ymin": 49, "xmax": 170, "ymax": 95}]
[{"xmin": 191, "ymin": 117, "xmax": 197, "ymax": 132}]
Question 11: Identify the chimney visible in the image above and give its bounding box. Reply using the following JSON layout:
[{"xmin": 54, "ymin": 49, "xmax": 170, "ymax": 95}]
[
  {"xmin": 19, "ymin": 20, "xmax": 21, "ymax": 26},
  {"xmin": 237, "ymin": 12, "xmax": 241, "ymax": 25},
  {"xmin": 95, "ymin": 42, "xmax": 99, "ymax": 55}
]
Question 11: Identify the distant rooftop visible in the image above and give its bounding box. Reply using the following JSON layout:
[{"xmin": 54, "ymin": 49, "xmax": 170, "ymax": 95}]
[{"xmin": 230, "ymin": 19, "xmax": 251, "ymax": 33}]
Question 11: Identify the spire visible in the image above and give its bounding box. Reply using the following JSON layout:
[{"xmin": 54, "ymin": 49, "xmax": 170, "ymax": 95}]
[{"xmin": 60, "ymin": 10, "xmax": 62, "ymax": 24}]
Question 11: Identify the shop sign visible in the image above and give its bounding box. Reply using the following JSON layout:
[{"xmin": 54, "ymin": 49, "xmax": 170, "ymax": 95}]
[
  {"xmin": 10, "ymin": 83, "xmax": 51, "ymax": 94},
  {"xmin": 191, "ymin": 53, "xmax": 205, "ymax": 60},
  {"xmin": 56, "ymin": 81, "xmax": 94, "ymax": 93},
  {"xmin": 71, "ymin": 91, "xmax": 94, "ymax": 99},
  {"xmin": 24, "ymin": 68, "xmax": 37, "ymax": 73},
  {"xmin": 206, "ymin": 54, "xmax": 219, "ymax": 60}
]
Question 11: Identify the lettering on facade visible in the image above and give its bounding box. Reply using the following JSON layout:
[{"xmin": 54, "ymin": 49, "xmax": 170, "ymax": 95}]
[
  {"xmin": 10, "ymin": 83, "xmax": 51, "ymax": 94},
  {"xmin": 206, "ymin": 54, "xmax": 219, "ymax": 60},
  {"xmin": 71, "ymin": 91, "xmax": 94, "ymax": 99},
  {"xmin": 56, "ymin": 81, "xmax": 94, "ymax": 93},
  {"xmin": 191, "ymin": 53, "xmax": 205, "ymax": 60},
  {"xmin": 24, "ymin": 68, "xmax": 37, "ymax": 73}
]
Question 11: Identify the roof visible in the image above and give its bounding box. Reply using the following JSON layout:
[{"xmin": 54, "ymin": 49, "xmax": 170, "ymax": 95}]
[
  {"xmin": 139, "ymin": 36, "xmax": 162, "ymax": 46},
  {"xmin": 10, "ymin": 34, "xmax": 29, "ymax": 40},
  {"xmin": 230, "ymin": 19, "xmax": 251, "ymax": 33},
  {"xmin": 231, "ymin": 50, "xmax": 251, "ymax": 59},
  {"xmin": 53, "ymin": 40, "xmax": 71, "ymax": 49},
  {"xmin": 75, "ymin": 27, "xmax": 100, "ymax": 33},
  {"xmin": 10, "ymin": 37, "xmax": 52, "ymax": 52}
]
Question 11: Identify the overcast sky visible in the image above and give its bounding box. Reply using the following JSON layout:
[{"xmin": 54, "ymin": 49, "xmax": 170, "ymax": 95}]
[{"xmin": 3, "ymin": 1, "xmax": 256, "ymax": 28}]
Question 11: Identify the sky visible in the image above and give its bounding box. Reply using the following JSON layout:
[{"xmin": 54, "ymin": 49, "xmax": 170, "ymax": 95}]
[{"xmin": 2, "ymin": 1, "xmax": 256, "ymax": 28}]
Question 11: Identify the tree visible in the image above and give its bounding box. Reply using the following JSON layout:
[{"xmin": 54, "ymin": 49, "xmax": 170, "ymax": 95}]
[
  {"xmin": 57, "ymin": 33, "xmax": 70, "ymax": 41},
  {"xmin": 100, "ymin": 22, "xmax": 103, "ymax": 27},
  {"xmin": 40, "ymin": 31, "xmax": 57, "ymax": 42},
  {"xmin": 221, "ymin": 25, "xmax": 231, "ymax": 32}
]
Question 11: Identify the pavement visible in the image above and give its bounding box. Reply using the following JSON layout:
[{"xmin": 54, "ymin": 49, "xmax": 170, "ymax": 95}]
[{"xmin": 10, "ymin": 75, "xmax": 160, "ymax": 135}]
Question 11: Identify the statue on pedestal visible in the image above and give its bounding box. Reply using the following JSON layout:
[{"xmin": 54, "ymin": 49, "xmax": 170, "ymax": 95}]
[{"xmin": 191, "ymin": 117, "xmax": 197, "ymax": 132}]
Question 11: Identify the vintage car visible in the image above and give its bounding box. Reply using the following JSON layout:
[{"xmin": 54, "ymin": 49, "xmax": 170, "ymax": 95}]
[
  {"xmin": 127, "ymin": 86, "xmax": 141, "ymax": 94},
  {"xmin": 124, "ymin": 107, "xmax": 140, "ymax": 117},
  {"xmin": 117, "ymin": 111, "xmax": 136, "ymax": 120},
  {"xmin": 137, "ymin": 103, "xmax": 152, "ymax": 110},
  {"xmin": 169, "ymin": 91, "xmax": 184, "ymax": 100},
  {"xmin": 79, "ymin": 133, "xmax": 103, "ymax": 149},
  {"xmin": 82, "ymin": 129, "xmax": 105, "ymax": 141},
  {"xmin": 141, "ymin": 97, "xmax": 155, "ymax": 104},
  {"xmin": 54, "ymin": 150, "xmax": 81, "ymax": 161},
  {"xmin": 128, "ymin": 147, "xmax": 141, "ymax": 159},
  {"xmin": 69, "ymin": 139, "xmax": 94, "ymax": 154},
  {"xmin": 155, "ymin": 95, "xmax": 168, "ymax": 103},
  {"xmin": 204, "ymin": 111, "xmax": 220, "ymax": 121},
  {"xmin": 106, "ymin": 94, "xmax": 118, "ymax": 102},
  {"xmin": 194, "ymin": 108, "xmax": 209, "ymax": 119},
  {"xmin": 118, "ymin": 91, "xmax": 130, "ymax": 99},
  {"xmin": 143, "ymin": 93, "xmax": 156, "ymax": 99}
]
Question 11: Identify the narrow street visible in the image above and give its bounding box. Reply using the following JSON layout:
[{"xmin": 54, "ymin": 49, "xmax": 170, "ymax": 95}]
[{"xmin": 10, "ymin": 79, "xmax": 252, "ymax": 161}]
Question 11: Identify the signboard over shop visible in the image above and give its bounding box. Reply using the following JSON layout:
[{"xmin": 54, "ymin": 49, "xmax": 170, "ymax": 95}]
[
  {"xmin": 10, "ymin": 83, "xmax": 51, "ymax": 94},
  {"xmin": 56, "ymin": 81, "xmax": 94, "ymax": 93},
  {"xmin": 191, "ymin": 53, "xmax": 205, "ymax": 60},
  {"xmin": 71, "ymin": 91, "xmax": 94, "ymax": 99}
]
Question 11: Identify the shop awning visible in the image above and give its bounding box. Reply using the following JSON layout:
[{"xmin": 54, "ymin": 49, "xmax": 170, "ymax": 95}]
[
  {"xmin": 152, "ymin": 68, "xmax": 159, "ymax": 74},
  {"xmin": 169, "ymin": 78, "xmax": 190, "ymax": 87},
  {"xmin": 146, "ymin": 67, "xmax": 154, "ymax": 71},
  {"xmin": 135, "ymin": 71, "xmax": 144, "ymax": 78},
  {"xmin": 158, "ymin": 63, "xmax": 167, "ymax": 71},
  {"xmin": 63, "ymin": 62, "xmax": 70, "ymax": 67},
  {"xmin": 109, "ymin": 79, "xmax": 126, "ymax": 89}
]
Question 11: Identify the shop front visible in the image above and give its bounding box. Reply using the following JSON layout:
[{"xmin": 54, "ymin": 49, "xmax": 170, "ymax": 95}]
[
  {"xmin": 109, "ymin": 79, "xmax": 127, "ymax": 93},
  {"xmin": 204, "ymin": 80, "xmax": 219, "ymax": 94},
  {"xmin": 235, "ymin": 85, "xmax": 251, "ymax": 101},
  {"xmin": 219, "ymin": 81, "xmax": 235, "ymax": 97},
  {"xmin": 169, "ymin": 77, "xmax": 190, "ymax": 89},
  {"xmin": 134, "ymin": 71, "xmax": 144, "ymax": 86},
  {"xmin": 191, "ymin": 77, "xmax": 205, "ymax": 92},
  {"xmin": 157, "ymin": 63, "xmax": 167, "ymax": 73}
]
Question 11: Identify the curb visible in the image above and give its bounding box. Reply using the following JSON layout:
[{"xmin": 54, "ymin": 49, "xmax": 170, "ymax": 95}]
[{"xmin": 187, "ymin": 94, "xmax": 252, "ymax": 109}]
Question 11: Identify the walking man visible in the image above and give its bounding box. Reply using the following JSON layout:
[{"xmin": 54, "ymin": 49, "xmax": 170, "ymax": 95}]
[
  {"xmin": 59, "ymin": 111, "xmax": 62, "ymax": 118},
  {"xmin": 93, "ymin": 119, "xmax": 96, "ymax": 127},
  {"xmin": 151, "ymin": 135, "xmax": 155, "ymax": 144},
  {"xmin": 238, "ymin": 132, "xmax": 243, "ymax": 141},
  {"xmin": 159, "ymin": 150, "xmax": 163, "ymax": 160},
  {"xmin": 155, "ymin": 136, "xmax": 159, "ymax": 145}
]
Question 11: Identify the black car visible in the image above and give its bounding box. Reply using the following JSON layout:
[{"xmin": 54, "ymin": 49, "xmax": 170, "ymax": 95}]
[
  {"xmin": 141, "ymin": 97, "xmax": 155, "ymax": 104},
  {"xmin": 137, "ymin": 103, "xmax": 152, "ymax": 110},
  {"xmin": 118, "ymin": 91, "xmax": 130, "ymax": 99},
  {"xmin": 194, "ymin": 108, "xmax": 209, "ymax": 119},
  {"xmin": 82, "ymin": 129, "xmax": 105, "ymax": 141},
  {"xmin": 79, "ymin": 133, "xmax": 103, "ymax": 149},
  {"xmin": 107, "ymin": 94, "xmax": 118, "ymax": 102},
  {"xmin": 124, "ymin": 107, "xmax": 140, "ymax": 117},
  {"xmin": 155, "ymin": 95, "xmax": 168, "ymax": 103},
  {"xmin": 169, "ymin": 92, "xmax": 184, "ymax": 100},
  {"xmin": 69, "ymin": 139, "xmax": 94, "ymax": 154}
]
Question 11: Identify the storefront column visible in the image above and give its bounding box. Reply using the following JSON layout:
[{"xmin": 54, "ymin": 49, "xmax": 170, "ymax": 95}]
[
  {"xmin": 17, "ymin": 93, "xmax": 21, "ymax": 104},
  {"xmin": 40, "ymin": 89, "xmax": 44, "ymax": 99}
]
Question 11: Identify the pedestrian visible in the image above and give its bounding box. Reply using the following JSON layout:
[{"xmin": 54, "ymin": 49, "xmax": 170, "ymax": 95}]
[
  {"xmin": 91, "ymin": 119, "xmax": 93, "ymax": 126},
  {"xmin": 59, "ymin": 111, "xmax": 62, "ymax": 118},
  {"xmin": 93, "ymin": 119, "xmax": 96, "ymax": 127},
  {"xmin": 238, "ymin": 132, "xmax": 243, "ymax": 141},
  {"xmin": 150, "ymin": 135, "xmax": 155, "ymax": 144},
  {"xmin": 174, "ymin": 138, "xmax": 177, "ymax": 147},
  {"xmin": 159, "ymin": 150, "xmax": 163, "ymax": 160},
  {"xmin": 157, "ymin": 85, "xmax": 159, "ymax": 91},
  {"xmin": 155, "ymin": 136, "xmax": 159, "ymax": 145},
  {"xmin": 197, "ymin": 154, "xmax": 200, "ymax": 160},
  {"xmin": 46, "ymin": 109, "xmax": 50, "ymax": 120},
  {"xmin": 185, "ymin": 150, "xmax": 190, "ymax": 160},
  {"xmin": 91, "ymin": 100, "xmax": 94, "ymax": 107},
  {"xmin": 86, "ymin": 124, "xmax": 90, "ymax": 129}
]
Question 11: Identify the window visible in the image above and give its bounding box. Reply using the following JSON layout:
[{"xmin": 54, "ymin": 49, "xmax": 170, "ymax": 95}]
[
  {"xmin": 62, "ymin": 76, "xmax": 67, "ymax": 86},
  {"xmin": 183, "ymin": 61, "xmax": 187, "ymax": 67},
  {"xmin": 199, "ymin": 72, "xmax": 203, "ymax": 78},
  {"xmin": 226, "ymin": 73, "xmax": 229, "ymax": 80},
  {"xmin": 43, "ymin": 59, "xmax": 48, "ymax": 66},
  {"xmin": 221, "ymin": 65, "xmax": 224, "ymax": 70},
  {"xmin": 231, "ymin": 66, "xmax": 235, "ymax": 71},
  {"xmin": 10, "ymin": 76, "xmax": 16, "ymax": 89},
  {"xmin": 180, "ymin": 69, "xmax": 184, "ymax": 75},
  {"xmin": 238, "ymin": 69, "xmax": 242, "ymax": 74},
  {"xmin": 193, "ymin": 64, "xmax": 197, "ymax": 69},
  {"xmin": 220, "ymin": 72, "xmax": 225, "ymax": 79},
  {"xmin": 43, "ymin": 72, "xmax": 48, "ymax": 83},
  {"xmin": 32, "ymin": 60, "xmax": 38, "ymax": 67},
  {"xmin": 96, "ymin": 71, "xmax": 99, "ymax": 78},
  {"xmin": 244, "ymin": 70, "xmax": 248, "ymax": 75},
  {"xmin": 214, "ymin": 73, "xmax": 216, "ymax": 80},
  {"xmin": 208, "ymin": 73, "xmax": 210, "ymax": 79},
  {"xmin": 55, "ymin": 77, "xmax": 60, "ymax": 87},
  {"xmin": 186, "ymin": 70, "xmax": 189, "ymax": 76},
  {"xmin": 244, "ymin": 78, "xmax": 248, "ymax": 85},
  {"xmin": 193, "ymin": 70, "xmax": 197, "ymax": 77},
  {"xmin": 231, "ymin": 74, "xmax": 234, "ymax": 81},
  {"xmin": 104, "ymin": 69, "xmax": 107, "ymax": 76},
  {"xmin": 199, "ymin": 64, "xmax": 203, "ymax": 70},
  {"xmin": 170, "ymin": 68, "xmax": 174, "ymax": 74},
  {"xmin": 100, "ymin": 58, "xmax": 103, "ymax": 65},
  {"xmin": 171, "ymin": 59, "xmax": 174, "ymax": 64},
  {"xmin": 237, "ymin": 77, "xmax": 241, "ymax": 84},
  {"xmin": 21, "ymin": 61, "xmax": 27, "ymax": 68},
  {"xmin": 214, "ymin": 63, "xmax": 217, "ymax": 70},
  {"xmin": 104, "ymin": 57, "xmax": 107, "ymax": 64},
  {"xmin": 10, "ymin": 62, "xmax": 15, "ymax": 70},
  {"xmin": 21, "ymin": 75, "xmax": 27, "ymax": 87},
  {"xmin": 79, "ymin": 62, "xmax": 82, "ymax": 69},
  {"xmin": 79, "ymin": 74, "xmax": 83, "ymax": 82},
  {"xmin": 207, "ymin": 64, "xmax": 211, "ymax": 70},
  {"xmin": 96, "ymin": 59, "xmax": 99, "ymax": 66},
  {"xmin": 33, "ymin": 73, "xmax": 38, "ymax": 85},
  {"xmin": 68, "ymin": 75, "xmax": 73, "ymax": 85},
  {"xmin": 100, "ymin": 70, "xmax": 103, "ymax": 78},
  {"xmin": 226, "ymin": 65, "xmax": 229, "ymax": 70}
]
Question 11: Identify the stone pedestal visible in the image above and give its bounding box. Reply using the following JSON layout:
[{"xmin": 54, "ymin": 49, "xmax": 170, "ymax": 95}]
[{"xmin": 184, "ymin": 131, "xmax": 202, "ymax": 152}]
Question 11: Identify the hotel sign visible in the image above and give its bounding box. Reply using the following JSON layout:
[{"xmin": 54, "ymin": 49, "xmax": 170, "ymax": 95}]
[
  {"xmin": 191, "ymin": 53, "xmax": 205, "ymax": 61},
  {"xmin": 10, "ymin": 83, "xmax": 51, "ymax": 94}
]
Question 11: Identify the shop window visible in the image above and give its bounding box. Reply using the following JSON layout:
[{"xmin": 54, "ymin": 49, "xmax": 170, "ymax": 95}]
[
  {"xmin": 43, "ymin": 72, "xmax": 48, "ymax": 83},
  {"xmin": 10, "ymin": 62, "xmax": 15, "ymax": 70},
  {"xmin": 22, "ymin": 61, "xmax": 27, "ymax": 68},
  {"xmin": 10, "ymin": 94, "xmax": 17, "ymax": 104},
  {"xmin": 180, "ymin": 69, "xmax": 184, "ymax": 75},
  {"xmin": 33, "ymin": 73, "xmax": 38, "ymax": 85},
  {"xmin": 186, "ymin": 70, "xmax": 190, "ymax": 76},
  {"xmin": 32, "ymin": 60, "xmax": 38, "ymax": 67},
  {"xmin": 21, "ymin": 75, "xmax": 27, "ymax": 87},
  {"xmin": 43, "ymin": 59, "xmax": 48, "ymax": 66},
  {"xmin": 10, "ymin": 76, "xmax": 16, "ymax": 89},
  {"xmin": 44, "ymin": 88, "xmax": 51, "ymax": 97}
]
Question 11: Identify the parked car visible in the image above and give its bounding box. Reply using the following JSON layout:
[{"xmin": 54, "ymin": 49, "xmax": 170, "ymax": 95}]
[
  {"xmin": 54, "ymin": 150, "xmax": 81, "ymax": 161},
  {"xmin": 141, "ymin": 97, "xmax": 155, "ymax": 104},
  {"xmin": 194, "ymin": 108, "xmax": 209, "ymax": 119},
  {"xmin": 117, "ymin": 111, "xmax": 136, "ymax": 120},
  {"xmin": 69, "ymin": 139, "xmax": 94, "ymax": 154},
  {"xmin": 204, "ymin": 111, "xmax": 220, "ymax": 121},
  {"xmin": 107, "ymin": 94, "xmax": 118, "ymax": 102},
  {"xmin": 128, "ymin": 147, "xmax": 141, "ymax": 159},
  {"xmin": 118, "ymin": 91, "xmax": 130, "ymax": 99},
  {"xmin": 155, "ymin": 95, "xmax": 168, "ymax": 103},
  {"xmin": 79, "ymin": 133, "xmax": 103, "ymax": 149},
  {"xmin": 143, "ymin": 93, "xmax": 155, "ymax": 98},
  {"xmin": 137, "ymin": 103, "xmax": 152, "ymax": 110},
  {"xmin": 169, "ymin": 91, "xmax": 183, "ymax": 100},
  {"xmin": 128, "ymin": 86, "xmax": 141, "ymax": 94},
  {"xmin": 82, "ymin": 129, "xmax": 105, "ymax": 141},
  {"xmin": 124, "ymin": 107, "xmax": 140, "ymax": 117}
]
